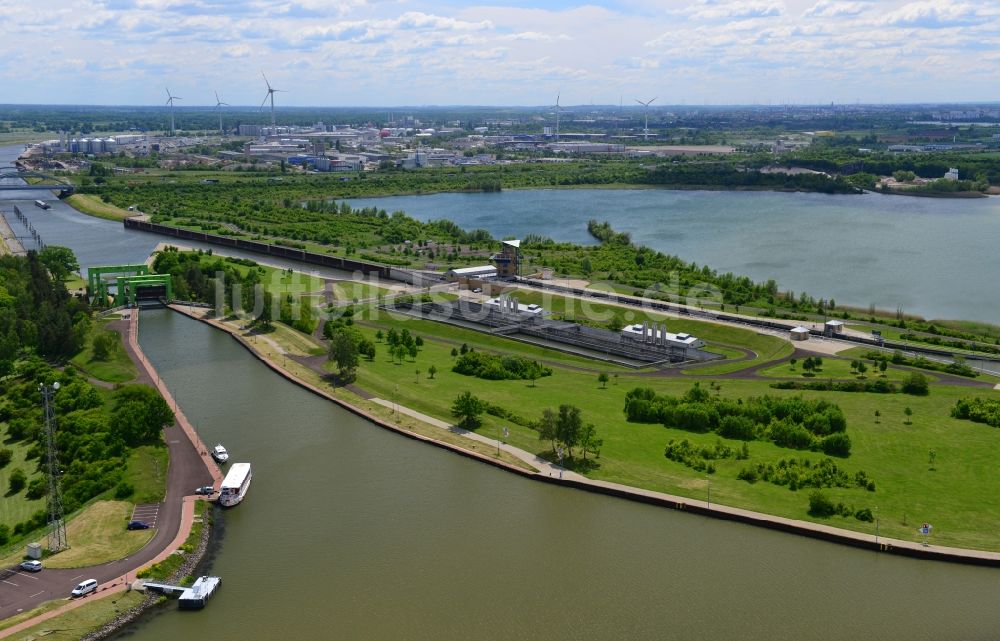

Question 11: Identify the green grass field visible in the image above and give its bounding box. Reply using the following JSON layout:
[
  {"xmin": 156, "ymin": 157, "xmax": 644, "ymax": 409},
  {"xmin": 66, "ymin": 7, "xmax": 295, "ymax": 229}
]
[
  {"xmin": 756, "ymin": 358, "xmax": 935, "ymax": 382},
  {"xmin": 70, "ymin": 319, "xmax": 137, "ymax": 384},
  {"xmin": 66, "ymin": 194, "xmax": 136, "ymax": 221},
  {"xmin": 123, "ymin": 444, "xmax": 169, "ymax": 504},
  {"xmin": 0, "ymin": 428, "xmax": 45, "ymax": 527},
  {"xmin": 333, "ymin": 307, "xmax": 1000, "ymax": 551}
]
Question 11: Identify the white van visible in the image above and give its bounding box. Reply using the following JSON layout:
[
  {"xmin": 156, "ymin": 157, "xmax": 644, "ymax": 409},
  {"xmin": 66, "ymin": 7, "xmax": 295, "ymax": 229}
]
[{"xmin": 71, "ymin": 579, "xmax": 98, "ymax": 597}]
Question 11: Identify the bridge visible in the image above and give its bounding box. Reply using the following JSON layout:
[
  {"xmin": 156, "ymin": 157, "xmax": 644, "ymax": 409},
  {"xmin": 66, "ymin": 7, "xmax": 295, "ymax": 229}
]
[{"xmin": 0, "ymin": 169, "xmax": 75, "ymax": 193}]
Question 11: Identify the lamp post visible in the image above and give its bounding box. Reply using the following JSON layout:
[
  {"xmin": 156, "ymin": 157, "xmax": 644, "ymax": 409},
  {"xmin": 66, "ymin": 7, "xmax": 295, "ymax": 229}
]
[{"xmin": 875, "ymin": 505, "xmax": 880, "ymax": 547}]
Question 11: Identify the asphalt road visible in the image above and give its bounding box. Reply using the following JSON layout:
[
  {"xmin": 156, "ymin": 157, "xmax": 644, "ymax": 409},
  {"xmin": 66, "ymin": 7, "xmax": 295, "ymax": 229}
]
[{"xmin": 0, "ymin": 317, "xmax": 215, "ymax": 620}]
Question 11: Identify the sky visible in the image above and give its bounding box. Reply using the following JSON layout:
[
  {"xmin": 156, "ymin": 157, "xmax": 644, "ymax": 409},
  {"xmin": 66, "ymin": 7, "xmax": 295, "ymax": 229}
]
[{"xmin": 2, "ymin": 0, "xmax": 1000, "ymax": 106}]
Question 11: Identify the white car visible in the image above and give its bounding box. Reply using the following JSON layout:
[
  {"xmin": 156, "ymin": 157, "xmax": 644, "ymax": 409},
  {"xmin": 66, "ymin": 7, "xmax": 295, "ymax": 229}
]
[
  {"xmin": 19, "ymin": 560, "xmax": 42, "ymax": 572},
  {"xmin": 71, "ymin": 578, "xmax": 98, "ymax": 597}
]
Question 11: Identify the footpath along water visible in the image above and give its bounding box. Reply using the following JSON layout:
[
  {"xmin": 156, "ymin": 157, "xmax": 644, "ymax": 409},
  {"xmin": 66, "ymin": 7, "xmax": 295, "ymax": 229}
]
[{"xmin": 108, "ymin": 309, "xmax": 1000, "ymax": 641}]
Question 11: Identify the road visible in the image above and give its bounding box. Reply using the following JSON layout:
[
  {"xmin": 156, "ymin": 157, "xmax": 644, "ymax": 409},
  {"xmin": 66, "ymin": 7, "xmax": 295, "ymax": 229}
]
[{"xmin": 0, "ymin": 313, "xmax": 215, "ymax": 620}]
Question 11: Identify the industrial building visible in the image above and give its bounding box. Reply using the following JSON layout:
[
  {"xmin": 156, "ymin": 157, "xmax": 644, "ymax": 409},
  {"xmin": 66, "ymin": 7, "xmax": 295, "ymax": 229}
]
[
  {"xmin": 445, "ymin": 265, "xmax": 498, "ymax": 281},
  {"xmin": 621, "ymin": 322, "xmax": 706, "ymax": 352}
]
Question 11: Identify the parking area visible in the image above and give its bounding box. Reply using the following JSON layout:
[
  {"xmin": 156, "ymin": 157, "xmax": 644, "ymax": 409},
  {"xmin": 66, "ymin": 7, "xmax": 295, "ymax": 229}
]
[
  {"xmin": 129, "ymin": 503, "xmax": 161, "ymax": 528},
  {"xmin": 0, "ymin": 564, "xmax": 43, "ymax": 594}
]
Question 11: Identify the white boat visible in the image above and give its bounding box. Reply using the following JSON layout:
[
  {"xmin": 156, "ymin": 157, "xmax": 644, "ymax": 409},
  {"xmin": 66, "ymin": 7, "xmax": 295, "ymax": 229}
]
[
  {"xmin": 218, "ymin": 463, "xmax": 251, "ymax": 507},
  {"xmin": 211, "ymin": 444, "xmax": 229, "ymax": 464}
]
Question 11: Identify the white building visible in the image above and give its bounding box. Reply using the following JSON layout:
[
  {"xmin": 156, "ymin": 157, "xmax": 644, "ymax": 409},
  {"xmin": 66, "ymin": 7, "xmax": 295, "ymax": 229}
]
[
  {"xmin": 445, "ymin": 265, "xmax": 497, "ymax": 281},
  {"xmin": 621, "ymin": 322, "xmax": 705, "ymax": 350},
  {"xmin": 484, "ymin": 296, "xmax": 546, "ymax": 316},
  {"xmin": 790, "ymin": 326, "xmax": 811, "ymax": 341},
  {"xmin": 944, "ymin": 167, "xmax": 959, "ymax": 181}
]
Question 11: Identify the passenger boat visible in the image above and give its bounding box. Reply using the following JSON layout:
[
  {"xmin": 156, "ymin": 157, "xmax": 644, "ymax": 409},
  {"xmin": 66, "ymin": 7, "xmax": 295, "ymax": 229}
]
[
  {"xmin": 218, "ymin": 463, "xmax": 251, "ymax": 507},
  {"xmin": 211, "ymin": 444, "xmax": 229, "ymax": 463}
]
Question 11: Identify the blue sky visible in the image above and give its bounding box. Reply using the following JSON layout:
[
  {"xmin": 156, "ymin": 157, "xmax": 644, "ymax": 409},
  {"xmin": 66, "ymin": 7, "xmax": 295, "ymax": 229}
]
[{"xmin": 2, "ymin": 0, "xmax": 999, "ymax": 106}]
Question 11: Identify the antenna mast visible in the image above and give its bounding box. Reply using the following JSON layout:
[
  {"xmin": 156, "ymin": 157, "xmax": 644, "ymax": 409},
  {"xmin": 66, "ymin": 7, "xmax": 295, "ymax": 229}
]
[{"xmin": 40, "ymin": 382, "xmax": 68, "ymax": 553}]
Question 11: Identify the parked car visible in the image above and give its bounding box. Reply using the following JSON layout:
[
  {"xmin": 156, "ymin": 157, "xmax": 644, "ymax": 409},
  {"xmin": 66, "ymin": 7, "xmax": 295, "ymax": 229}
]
[
  {"xmin": 195, "ymin": 485, "xmax": 215, "ymax": 495},
  {"xmin": 127, "ymin": 520, "xmax": 151, "ymax": 530},
  {"xmin": 19, "ymin": 560, "xmax": 42, "ymax": 572},
  {"xmin": 71, "ymin": 579, "xmax": 98, "ymax": 597}
]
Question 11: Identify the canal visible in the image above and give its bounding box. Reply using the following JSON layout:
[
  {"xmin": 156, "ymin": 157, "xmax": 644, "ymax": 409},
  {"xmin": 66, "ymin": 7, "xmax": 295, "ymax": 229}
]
[
  {"xmin": 3, "ymin": 146, "xmax": 1000, "ymax": 639},
  {"xmin": 109, "ymin": 308, "xmax": 1000, "ymax": 641}
]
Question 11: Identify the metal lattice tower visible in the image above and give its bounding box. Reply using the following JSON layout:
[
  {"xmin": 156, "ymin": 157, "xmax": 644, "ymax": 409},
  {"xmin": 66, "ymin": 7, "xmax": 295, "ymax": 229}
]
[{"xmin": 40, "ymin": 383, "xmax": 68, "ymax": 552}]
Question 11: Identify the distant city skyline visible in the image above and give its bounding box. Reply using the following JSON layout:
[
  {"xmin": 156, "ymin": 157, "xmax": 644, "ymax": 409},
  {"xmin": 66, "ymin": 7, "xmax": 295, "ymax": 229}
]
[{"xmin": 2, "ymin": 0, "xmax": 999, "ymax": 107}]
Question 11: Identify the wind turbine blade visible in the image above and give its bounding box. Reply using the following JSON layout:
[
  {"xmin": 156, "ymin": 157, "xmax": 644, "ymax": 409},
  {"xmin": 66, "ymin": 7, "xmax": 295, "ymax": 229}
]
[
  {"xmin": 262, "ymin": 71, "xmax": 272, "ymax": 90},
  {"xmin": 261, "ymin": 94, "xmax": 270, "ymax": 109},
  {"xmin": 635, "ymin": 99, "xmax": 645, "ymax": 106},
  {"xmin": 650, "ymin": 97, "xmax": 657, "ymax": 105},
  {"xmin": 215, "ymin": 90, "xmax": 220, "ymax": 103},
  {"xmin": 166, "ymin": 88, "xmax": 172, "ymax": 99}
]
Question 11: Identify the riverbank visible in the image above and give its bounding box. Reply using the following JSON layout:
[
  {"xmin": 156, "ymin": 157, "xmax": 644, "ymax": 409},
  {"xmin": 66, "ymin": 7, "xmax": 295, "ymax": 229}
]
[
  {"xmin": 168, "ymin": 303, "xmax": 1000, "ymax": 568},
  {"xmin": 0, "ymin": 311, "xmax": 220, "ymax": 640}
]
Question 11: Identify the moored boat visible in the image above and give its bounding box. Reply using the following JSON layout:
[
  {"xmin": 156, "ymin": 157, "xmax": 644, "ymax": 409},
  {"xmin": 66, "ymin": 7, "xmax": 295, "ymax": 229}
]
[
  {"xmin": 218, "ymin": 462, "xmax": 251, "ymax": 507},
  {"xmin": 211, "ymin": 444, "xmax": 229, "ymax": 463}
]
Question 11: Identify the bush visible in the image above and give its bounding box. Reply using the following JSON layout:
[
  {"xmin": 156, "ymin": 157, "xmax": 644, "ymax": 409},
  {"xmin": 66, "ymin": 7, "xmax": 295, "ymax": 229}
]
[
  {"xmin": 855, "ymin": 508, "xmax": 874, "ymax": 522},
  {"xmin": 821, "ymin": 432, "xmax": 852, "ymax": 458},
  {"xmin": 114, "ymin": 481, "xmax": 135, "ymax": 500},
  {"xmin": 25, "ymin": 477, "xmax": 46, "ymax": 500},
  {"xmin": 808, "ymin": 490, "xmax": 837, "ymax": 517},
  {"xmin": 0, "ymin": 448, "xmax": 12, "ymax": 468},
  {"xmin": 452, "ymin": 351, "xmax": 551, "ymax": 381},
  {"xmin": 8, "ymin": 468, "xmax": 27, "ymax": 494},
  {"xmin": 901, "ymin": 372, "xmax": 930, "ymax": 396}
]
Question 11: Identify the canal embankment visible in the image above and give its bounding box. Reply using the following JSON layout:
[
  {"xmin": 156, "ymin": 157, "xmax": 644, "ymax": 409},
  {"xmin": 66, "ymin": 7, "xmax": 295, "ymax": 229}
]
[
  {"xmin": 167, "ymin": 304, "xmax": 1000, "ymax": 568},
  {"xmin": 0, "ymin": 310, "xmax": 221, "ymax": 641}
]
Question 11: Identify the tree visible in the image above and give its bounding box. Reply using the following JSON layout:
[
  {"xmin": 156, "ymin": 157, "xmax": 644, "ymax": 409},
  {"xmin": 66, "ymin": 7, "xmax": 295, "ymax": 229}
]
[
  {"xmin": 579, "ymin": 423, "xmax": 602, "ymax": 460},
  {"xmin": 874, "ymin": 409, "xmax": 881, "ymax": 423},
  {"xmin": 375, "ymin": 330, "xmax": 384, "ymax": 343},
  {"xmin": 450, "ymin": 347, "xmax": 458, "ymax": 358},
  {"xmin": 109, "ymin": 385, "xmax": 173, "ymax": 446},
  {"xmin": 415, "ymin": 336, "xmax": 424, "ymax": 348},
  {"xmin": 428, "ymin": 364, "xmax": 438, "ymax": 379},
  {"xmin": 789, "ymin": 358, "xmax": 797, "ymax": 370},
  {"xmin": 904, "ymin": 407, "xmax": 913, "ymax": 424},
  {"xmin": 328, "ymin": 327, "xmax": 361, "ymax": 383},
  {"xmin": 38, "ymin": 246, "xmax": 79, "ymax": 281},
  {"xmin": 537, "ymin": 407, "xmax": 558, "ymax": 452},
  {"xmin": 91, "ymin": 331, "xmax": 120, "ymax": 361},
  {"xmin": 856, "ymin": 362, "xmax": 868, "ymax": 377},
  {"xmin": 408, "ymin": 344, "xmax": 418, "ymax": 361},
  {"xmin": 556, "ymin": 404, "xmax": 583, "ymax": 457},
  {"xmin": 451, "ymin": 391, "xmax": 485, "ymax": 429},
  {"xmin": 879, "ymin": 360, "xmax": 888, "ymax": 376},
  {"xmin": 902, "ymin": 372, "xmax": 929, "ymax": 396},
  {"xmin": 598, "ymin": 372, "xmax": 609, "ymax": 388}
]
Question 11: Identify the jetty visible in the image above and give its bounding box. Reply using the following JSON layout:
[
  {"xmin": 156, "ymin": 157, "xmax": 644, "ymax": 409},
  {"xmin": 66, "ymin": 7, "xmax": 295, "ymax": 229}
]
[{"xmin": 139, "ymin": 576, "xmax": 222, "ymax": 609}]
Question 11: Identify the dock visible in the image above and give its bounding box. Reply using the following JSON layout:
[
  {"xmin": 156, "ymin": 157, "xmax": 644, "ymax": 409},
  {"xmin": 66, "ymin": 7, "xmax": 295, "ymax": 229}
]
[{"xmin": 139, "ymin": 576, "xmax": 222, "ymax": 609}]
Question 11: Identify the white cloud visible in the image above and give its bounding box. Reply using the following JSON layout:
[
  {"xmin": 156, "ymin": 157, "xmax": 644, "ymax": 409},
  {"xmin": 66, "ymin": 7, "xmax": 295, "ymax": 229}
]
[
  {"xmin": 803, "ymin": 1, "xmax": 869, "ymax": 18},
  {"xmin": 2, "ymin": 0, "xmax": 1000, "ymax": 104},
  {"xmin": 690, "ymin": 1, "xmax": 784, "ymax": 20}
]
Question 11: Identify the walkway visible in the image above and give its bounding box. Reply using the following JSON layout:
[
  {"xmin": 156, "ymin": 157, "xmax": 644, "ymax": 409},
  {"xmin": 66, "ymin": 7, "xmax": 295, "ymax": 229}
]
[
  {"xmin": 168, "ymin": 303, "xmax": 1000, "ymax": 567},
  {"xmin": 367, "ymin": 398, "xmax": 582, "ymax": 480},
  {"xmin": 0, "ymin": 309, "xmax": 217, "ymax": 632}
]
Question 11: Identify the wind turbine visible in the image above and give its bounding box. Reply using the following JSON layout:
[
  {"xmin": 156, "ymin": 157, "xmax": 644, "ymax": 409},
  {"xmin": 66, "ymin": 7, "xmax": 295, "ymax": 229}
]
[
  {"xmin": 214, "ymin": 90, "xmax": 229, "ymax": 135},
  {"xmin": 165, "ymin": 88, "xmax": 182, "ymax": 135},
  {"xmin": 635, "ymin": 97, "xmax": 657, "ymax": 142},
  {"xmin": 260, "ymin": 72, "xmax": 285, "ymax": 128}
]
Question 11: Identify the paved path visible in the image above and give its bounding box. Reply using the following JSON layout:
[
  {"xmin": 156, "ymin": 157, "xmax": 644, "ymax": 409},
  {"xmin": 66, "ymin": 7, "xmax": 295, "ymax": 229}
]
[
  {"xmin": 169, "ymin": 304, "xmax": 1000, "ymax": 567},
  {"xmin": 0, "ymin": 309, "xmax": 217, "ymax": 628},
  {"xmin": 368, "ymin": 398, "xmax": 580, "ymax": 480}
]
